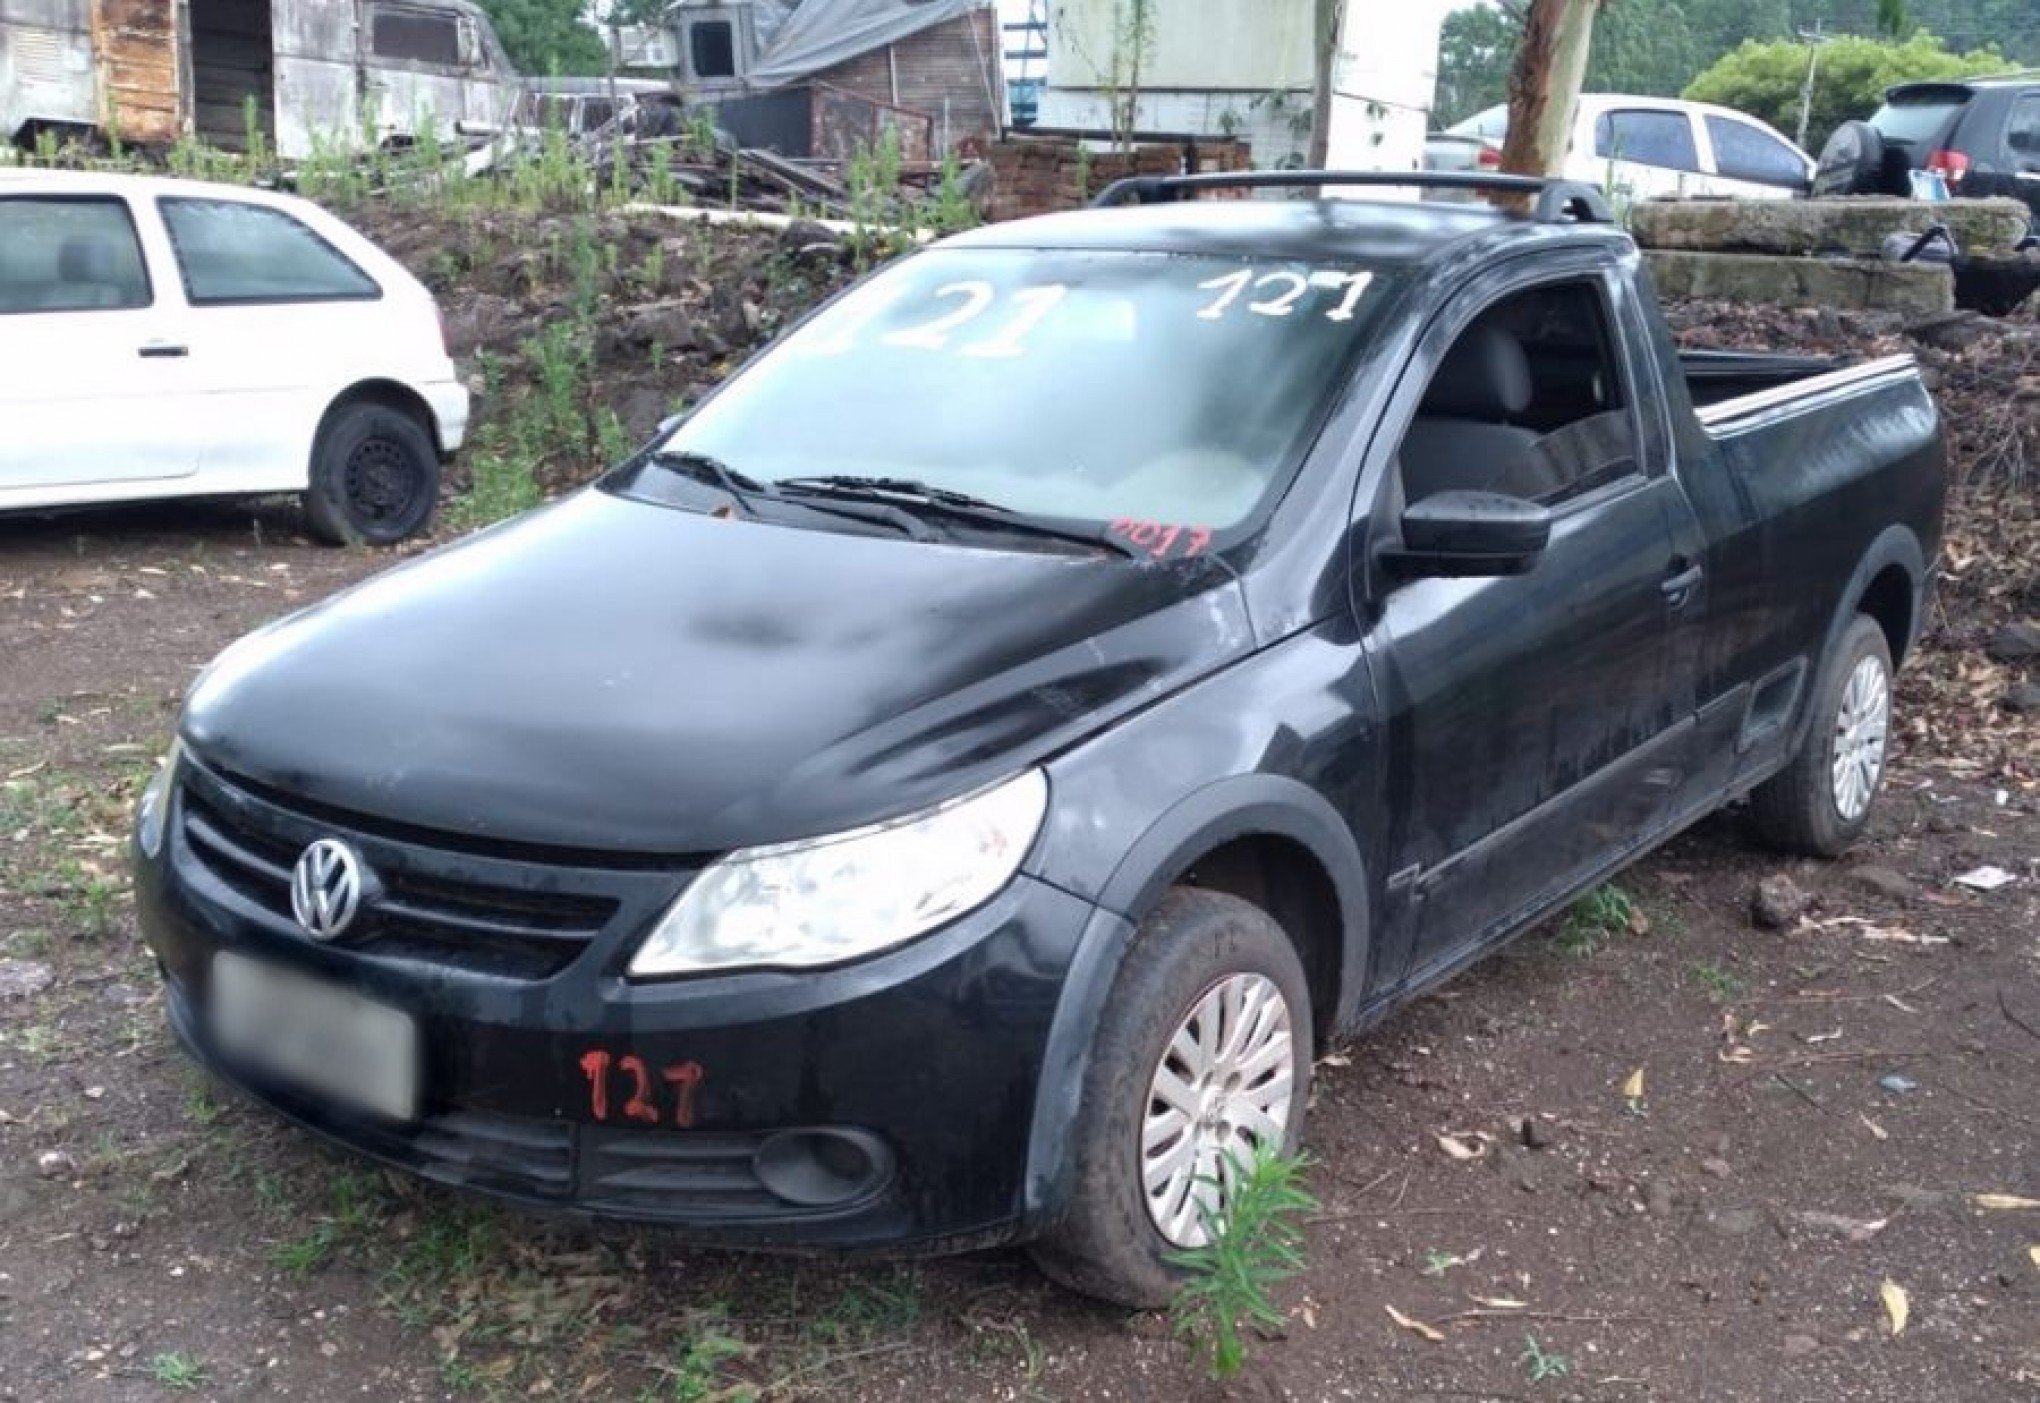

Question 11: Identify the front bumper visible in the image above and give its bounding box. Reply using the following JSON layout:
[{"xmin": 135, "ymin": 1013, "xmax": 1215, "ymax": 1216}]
[{"xmin": 136, "ymin": 756, "xmax": 1095, "ymax": 1249}]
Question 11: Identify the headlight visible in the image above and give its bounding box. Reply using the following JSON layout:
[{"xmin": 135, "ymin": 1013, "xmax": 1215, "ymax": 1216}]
[
  {"xmin": 628, "ymin": 769, "xmax": 1048, "ymax": 978},
  {"xmin": 135, "ymin": 738, "xmax": 184, "ymax": 859}
]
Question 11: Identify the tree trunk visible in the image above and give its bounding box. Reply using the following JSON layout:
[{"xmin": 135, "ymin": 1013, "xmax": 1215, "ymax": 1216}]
[
  {"xmin": 1499, "ymin": 0, "xmax": 1602, "ymax": 178},
  {"xmin": 1308, "ymin": 0, "xmax": 1342, "ymax": 167}
]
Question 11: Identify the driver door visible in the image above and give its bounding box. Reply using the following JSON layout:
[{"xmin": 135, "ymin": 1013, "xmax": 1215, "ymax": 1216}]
[{"xmin": 1360, "ymin": 259, "xmax": 1707, "ymax": 983}]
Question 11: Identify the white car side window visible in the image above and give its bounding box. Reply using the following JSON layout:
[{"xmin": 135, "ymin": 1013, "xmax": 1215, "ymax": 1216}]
[
  {"xmin": 157, "ymin": 198, "xmax": 381, "ymax": 306},
  {"xmin": 0, "ymin": 196, "xmax": 152, "ymax": 315}
]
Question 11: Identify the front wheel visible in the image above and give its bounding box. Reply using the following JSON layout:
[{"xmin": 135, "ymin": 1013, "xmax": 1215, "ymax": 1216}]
[
  {"xmin": 1030, "ymin": 888, "xmax": 1312, "ymax": 1308},
  {"xmin": 1747, "ymin": 614, "xmax": 1894, "ymax": 856},
  {"xmin": 303, "ymin": 401, "xmax": 440, "ymax": 546}
]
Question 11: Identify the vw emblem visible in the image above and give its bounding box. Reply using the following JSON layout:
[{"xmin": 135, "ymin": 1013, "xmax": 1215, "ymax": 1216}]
[{"xmin": 290, "ymin": 838, "xmax": 363, "ymax": 941}]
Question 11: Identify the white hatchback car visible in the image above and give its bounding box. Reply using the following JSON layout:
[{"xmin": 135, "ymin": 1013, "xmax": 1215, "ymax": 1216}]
[
  {"xmin": 0, "ymin": 170, "xmax": 466, "ymax": 544},
  {"xmin": 1447, "ymin": 94, "xmax": 1814, "ymax": 204}
]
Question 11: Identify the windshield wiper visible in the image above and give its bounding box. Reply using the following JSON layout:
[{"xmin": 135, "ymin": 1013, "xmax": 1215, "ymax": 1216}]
[
  {"xmin": 646, "ymin": 450, "xmax": 774, "ymax": 514},
  {"xmin": 647, "ymin": 452, "xmax": 932, "ymax": 539},
  {"xmin": 774, "ymin": 475, "xmax": 1141, "ymax": 558}
]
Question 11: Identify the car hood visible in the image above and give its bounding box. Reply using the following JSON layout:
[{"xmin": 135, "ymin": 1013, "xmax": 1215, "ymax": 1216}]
[{"xmin": 182, "ymin": 490, "xmax": 1254, "ymax": 855}]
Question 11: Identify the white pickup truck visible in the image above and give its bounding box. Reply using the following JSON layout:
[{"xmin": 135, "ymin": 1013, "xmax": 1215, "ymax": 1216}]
[{"xmin": 0, "ymin": 170, "xmax": 465, "ymax": 544}]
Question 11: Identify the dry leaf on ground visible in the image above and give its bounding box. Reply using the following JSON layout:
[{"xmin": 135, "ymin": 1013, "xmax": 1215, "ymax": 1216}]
[
  {"xmin": 1386, "ymin": 1304, "xmax": 1446, "ymax": 1343},
  {"xmin": 1880, "ymin": 1279, "xmax": 1910, "ymax": 1336}
]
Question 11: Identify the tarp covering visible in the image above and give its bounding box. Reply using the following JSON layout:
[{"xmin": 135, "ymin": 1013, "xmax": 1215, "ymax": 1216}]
[{"xmin": 739, "ymin": 0, "xmax": 993, "ymax": 89}]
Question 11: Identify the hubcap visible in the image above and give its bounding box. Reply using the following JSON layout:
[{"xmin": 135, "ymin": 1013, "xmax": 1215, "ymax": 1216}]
[
  {"xmin": 1830, "ymin": 654, "xmax": 1890, "ymax": 823},
  {"xmin": 1141, "ymin": 972, "xmax": 1296, "ymax": 1248},
  {"xmin": 343, "ymin": 436, "xmax": 420, "ymax": 525}
]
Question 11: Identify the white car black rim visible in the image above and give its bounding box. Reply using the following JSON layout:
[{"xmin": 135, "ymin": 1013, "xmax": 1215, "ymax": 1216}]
[
  {"xmin": 344, "ymin": 436, "xmax": 422, "ymax": 526},
  {"xmin": 1142, "ymin": 972, "xmax": 1296, "ymax": 1249},
  {"xmin": 1831, "ymin": 653, "xmax": 1890, "ymax": 822}
]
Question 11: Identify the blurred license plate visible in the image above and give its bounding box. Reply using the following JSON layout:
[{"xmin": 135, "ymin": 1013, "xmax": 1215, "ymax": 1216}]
[{"xmin": 208, "ymin": 952, "xmax": 417, "ymax": 1122}]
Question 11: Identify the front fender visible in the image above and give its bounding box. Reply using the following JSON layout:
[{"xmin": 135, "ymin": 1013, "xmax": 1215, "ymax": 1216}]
[{"xmin": 1021, "ymin": 773, "xmax": 1372, "ymax": 1226}]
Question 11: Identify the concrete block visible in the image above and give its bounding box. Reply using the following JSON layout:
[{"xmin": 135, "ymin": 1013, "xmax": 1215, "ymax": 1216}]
[
  {"xmin": 1644, "ymin": 249, "xmax": 1954, "ymax": 315},
  {"xmin": 1631, "ymin": 197, "xmax": 2030, "ymax": 257}
]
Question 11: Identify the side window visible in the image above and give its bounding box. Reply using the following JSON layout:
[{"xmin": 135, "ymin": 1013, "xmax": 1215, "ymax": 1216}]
[
  {"xmin": 370, "ymin": 5, "xmax": 462, "ymax": 66},
  {"xmin": 1705, "ymin": 115, "xmax": 1808, "ymax": 186},
  {"xmin": 2008, "ymin": 95, "xmax": 2040, "ymax": 164},
  {"xmin": 1594, "ymin": 109, "xmax": 1700, "ymax": 172},
  {"xmin": 158, "ymin": 199, "xmax": 380, "ymax": 305},
  {"xmin": 0, "ymin": 196, "xmax": 151, "ymax": 314},
  {"xmin": 1396, "ymin": 280, "xmax": 1637, "ymax": 509}
]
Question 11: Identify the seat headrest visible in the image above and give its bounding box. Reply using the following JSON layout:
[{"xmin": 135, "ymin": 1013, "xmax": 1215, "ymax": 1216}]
[
  {"xmin": 1421, "ymin": 324, "xmax": 1533, "ymax": 420},
  {"xmin": 57, "ymin": 233, "xmax": 121, "ymax": 285}
]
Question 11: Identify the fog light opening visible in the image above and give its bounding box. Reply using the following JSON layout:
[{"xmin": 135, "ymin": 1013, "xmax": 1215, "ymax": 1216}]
[{"xmin": 752, "ymin": 1129, "xmax": 892, "ymax": 1208}]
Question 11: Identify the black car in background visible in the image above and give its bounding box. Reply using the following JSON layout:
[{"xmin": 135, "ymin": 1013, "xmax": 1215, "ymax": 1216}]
[{"xmin": 1816, "ymin": 74, "xmax": 2040, "ymax": 220}]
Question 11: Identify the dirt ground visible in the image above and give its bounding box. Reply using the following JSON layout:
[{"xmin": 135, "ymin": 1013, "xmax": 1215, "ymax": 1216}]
[
  {"xmin": 1, "ymin": 497, "xmax": 2035, "ymax": 1403},
  {"xmin": 1, "ymin": 223, "xmax": 2038, "ymax": 1397}
]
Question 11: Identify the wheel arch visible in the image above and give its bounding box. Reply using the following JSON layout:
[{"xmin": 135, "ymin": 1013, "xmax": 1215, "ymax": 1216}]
[
  {"xmin": 1021, "ymin": 775, "xmax": 1370, "ymax": 1224},
  {"xmin": 316, "ymin": 379, "xmax": 444, "ymax": 462}
]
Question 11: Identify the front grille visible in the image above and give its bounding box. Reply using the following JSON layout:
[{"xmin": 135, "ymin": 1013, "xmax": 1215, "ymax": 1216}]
[{"xmin": 174, "ymin": 760, "xmax": 676, "ymax": 980}]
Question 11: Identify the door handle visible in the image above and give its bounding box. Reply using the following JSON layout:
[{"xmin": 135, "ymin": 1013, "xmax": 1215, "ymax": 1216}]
[
  {"xmin": 1661, "ymin": 560, "xmax": 1704, "ymax": 610},
  {"xmin": 137, "ymin": 343, "xmax": 188, "ymax": 358}
]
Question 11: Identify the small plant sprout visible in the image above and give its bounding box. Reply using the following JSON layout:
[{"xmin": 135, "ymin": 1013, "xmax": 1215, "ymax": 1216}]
[
  {"xmin": 1693, "ymin": 958, "xmax": 1745, "ymax": 1003},
  {"xmin": 1167, "ymin": 1147, "xmax": 1317, "ymax": 1380},
  {"xmin": 1557, "ymin": 882, "xmax": 1642, "ymax": 956},
  {"xmin": 1421, "ymin": 1247, "xmax": 1465, "ymax": 1277},
  {"xmin": 149, "ymin": 1351, "xmax": 209, "ymax": 1391},
  {"xmin": 1520, "ymin": 1332, "xmax": 1571, "ymax": 1383}
]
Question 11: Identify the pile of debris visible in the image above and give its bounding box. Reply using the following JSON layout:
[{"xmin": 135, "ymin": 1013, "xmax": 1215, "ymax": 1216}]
[{"xmin": 1665, "ymin": 296, "xmax": 2040, "ymax": 765}]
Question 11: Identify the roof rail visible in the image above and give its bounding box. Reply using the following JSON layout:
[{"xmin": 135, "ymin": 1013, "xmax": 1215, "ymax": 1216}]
[{"xmin": 1087, "ymin": 170, "xmax": 1615, "ymax": 224}]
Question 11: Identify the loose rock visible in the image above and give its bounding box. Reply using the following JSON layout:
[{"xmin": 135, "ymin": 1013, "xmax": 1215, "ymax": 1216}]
[
  {"xmin": 0, "ymin": 959, "xmax": 54, "ymax": 1001},
  {"xmin": 1851, "ymin": 865, "xmax": 1917, "ymax": 902},
  {"xmin": 1751, "ymin": 874, "xmax": 1810, "ymax": 930},
  {"xmin": 35, "ymin": 1150, "xmax": 78, "ymax": 1179},
  {"xmin": 1984, "ymin": 620, "xmax": 2040, "ymax": 662},
  {"xmin": 2002, "ymin": 681, "xmax": 2040, "ymax": 715}
]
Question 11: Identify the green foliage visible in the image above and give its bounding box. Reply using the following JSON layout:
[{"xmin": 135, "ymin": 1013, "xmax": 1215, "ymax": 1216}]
[
  {"xmin": 1557, "ymin": 882, "xmax": 1639, "ymax": 957},
  {"xmin": 474, "ymin": 0, "xmax": 608, "ymax": 75},
  {"xmin": 1683, "ymin": 30, "xmax": 2005, "ymax": 148},
  {"xmin": 148, "ymin": 1352, "xmax": 209, "ymax": 1392},
  {"xmin": 1435, "ymin": 2, "xmax": 2035, "ymax": 132},
  {"xmin": 1167, "ymin": 1149, "xmax": 1317, "ymax": 1380}
]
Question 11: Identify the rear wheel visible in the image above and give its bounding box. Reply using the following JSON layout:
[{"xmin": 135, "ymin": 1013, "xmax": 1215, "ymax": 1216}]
[
  {"xmin": 303, "ymin": 401, "xmax": 439, "ymax": 546},
  {"xmin": 1030, "ymin": 888, "xmax": 1311, "ymax": 1308},
  {"xmin": 1748, "ymin": 614, "xmax": 1893, "ymax": 856}
]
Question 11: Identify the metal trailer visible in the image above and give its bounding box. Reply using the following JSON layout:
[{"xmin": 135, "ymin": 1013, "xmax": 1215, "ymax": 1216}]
[{"xmin": 1, "ymin": 0, "xmax": 522, "ymax": 160}]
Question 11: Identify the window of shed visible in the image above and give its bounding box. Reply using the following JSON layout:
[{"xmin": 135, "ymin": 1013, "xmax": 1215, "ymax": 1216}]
[
  {"xmin": 373, "ymin": 7, "xmax": 462, "ymax": 66},
  {"xmin": 689, "ymin": 20, "xmax": 737, "ymax": 78}
]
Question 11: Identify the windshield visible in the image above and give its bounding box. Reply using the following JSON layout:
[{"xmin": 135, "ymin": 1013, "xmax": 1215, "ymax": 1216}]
[{"xmin": 653, "ymin": 248, "xmax": 1393, "ymax": 543}]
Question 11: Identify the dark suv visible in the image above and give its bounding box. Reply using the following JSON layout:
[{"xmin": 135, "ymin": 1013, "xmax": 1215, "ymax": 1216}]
[{"xmin": 1815, "ymin": 75, "xmax": 2040, "ymax": 220}]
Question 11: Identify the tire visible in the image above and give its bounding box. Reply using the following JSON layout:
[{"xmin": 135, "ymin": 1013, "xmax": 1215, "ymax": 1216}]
[
  {"xmin": 1812, "ymin": 119, "xmax": 1885, "ymax": 197},
  {"xmin": 1747, "ymin": 615, "xmax": 1894, "ymax": 857},
  {"xmin": 303, "ymin": 401, "xmax": 440, "ymax": 546},
  {"xmin": 1030, "ymin": 888, "xmax": 1312, "ymax": 1308}
]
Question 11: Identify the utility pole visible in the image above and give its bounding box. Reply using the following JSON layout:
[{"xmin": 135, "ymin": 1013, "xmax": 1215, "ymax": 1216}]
[
  {"xmin": 1499, "ymin": 0, "xmax": 1605, "ymax": 178},
  {"xmin": 1795, "ymin": 22, "xmax": 1830, "ymax": 150},
  {"xmin": 1308, "ymin": 0, "xmax": 1345, "ymax": 168}
]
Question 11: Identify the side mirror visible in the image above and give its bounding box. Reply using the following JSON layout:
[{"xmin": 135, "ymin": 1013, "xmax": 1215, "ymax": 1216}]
[{"xmin": 1381, "ymin": 490, "xmax": 1551, "ymax": 578}]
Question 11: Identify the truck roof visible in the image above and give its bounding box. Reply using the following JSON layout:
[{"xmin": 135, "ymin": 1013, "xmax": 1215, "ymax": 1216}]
[{"xmin": 943, "ymin": 195, "xmax": 1618, "ymax": 271}]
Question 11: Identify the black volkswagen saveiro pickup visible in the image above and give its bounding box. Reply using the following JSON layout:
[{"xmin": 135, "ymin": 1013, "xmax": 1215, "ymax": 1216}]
[{"xmin": 134, "ymin": 173, "xmax": 1944, "ymax": 1305}]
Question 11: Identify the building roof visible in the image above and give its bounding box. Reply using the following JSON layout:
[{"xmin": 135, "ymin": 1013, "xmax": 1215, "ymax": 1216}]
[{"xmin": 740, "ymin": 0, "xmax": 994, "ymax": 88}]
